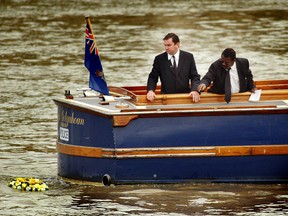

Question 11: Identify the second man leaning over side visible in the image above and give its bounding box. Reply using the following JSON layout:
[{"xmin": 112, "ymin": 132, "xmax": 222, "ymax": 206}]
[{"xmin": 198, "ymin": 48, "xmax": 256, "ymax": 103}]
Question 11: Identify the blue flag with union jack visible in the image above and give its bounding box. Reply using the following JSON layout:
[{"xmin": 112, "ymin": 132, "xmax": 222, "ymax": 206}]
[{"xmin": 84, "ymin": 18, "xmax": 110, "ymax": 95}]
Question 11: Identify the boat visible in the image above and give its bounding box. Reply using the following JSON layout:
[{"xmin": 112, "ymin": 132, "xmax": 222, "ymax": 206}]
[{"xmin": 53, "ymin": 79, "xmax": 288, "ymax": 185}]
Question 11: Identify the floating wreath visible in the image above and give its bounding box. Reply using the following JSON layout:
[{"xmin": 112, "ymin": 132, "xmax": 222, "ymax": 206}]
[{"xmin": 7, "ymin": 177, "xmax": 49, "ymax": 192}]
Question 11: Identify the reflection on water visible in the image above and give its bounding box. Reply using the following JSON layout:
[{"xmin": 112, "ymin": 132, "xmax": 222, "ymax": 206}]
[{"xmin": 0, "ymin": 0, "xmax": 287, "ymax": 215}]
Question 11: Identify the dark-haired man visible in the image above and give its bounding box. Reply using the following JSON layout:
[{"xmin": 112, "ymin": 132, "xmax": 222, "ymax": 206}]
[
  {"xmin": 198, "ymin": 48, "xmax": 256, "ymax": 103},
  {"xmin": 147, "ymin": 33, "xmax": 201, "ymax": 102}
]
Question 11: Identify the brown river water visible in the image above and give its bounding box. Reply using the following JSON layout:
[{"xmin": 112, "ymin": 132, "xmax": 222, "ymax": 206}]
[{"xmin": 0, "ymin": 0, "xmax": 288, "ymax": 215}]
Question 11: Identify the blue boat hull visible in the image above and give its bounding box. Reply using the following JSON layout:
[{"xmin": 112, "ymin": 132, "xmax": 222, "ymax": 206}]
[
  {"xmin": 59, "ymin": 155, "xmax": 288, "ymax": 183},
  {"xmin": 56, "ymin": 103, "xmax": 288, "ymax": 184}
]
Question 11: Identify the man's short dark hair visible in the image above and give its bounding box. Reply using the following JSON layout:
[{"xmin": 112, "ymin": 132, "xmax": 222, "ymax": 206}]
[
  {"xmin": 222, "ymin": 48, "xmax": 236, "ymax": 59},
  {"xmin": 163, "ymin": 33, "xmax": 180, "ymax": 44}
]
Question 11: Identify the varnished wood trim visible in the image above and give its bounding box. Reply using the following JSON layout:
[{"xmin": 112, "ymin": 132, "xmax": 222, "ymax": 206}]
[
  {"xmin": 120, "ymin": 80, "xmax": 288, "ymax": 96},
  {"xmin": 57, "ymin": 142, "xmax": 113, "ymax": 158},
  {"xmin": 109, "ymin": 86, "xmax": 137, "ymax": 101},
  {"xmin": 111, "ymin": 147, "xmax": 216, "ymax": 158},
  {"xmin": 120, "ymin": 109, "xmax": 288, "ymax": 121},
  {"xmin": 252, "ymin": 145, "xmax": 288, "ymax": 155},
  {"xmin": 57, "ymin": 142, "xmax": 103, "ymax": 157},
  {"xmin": 134, "ymin": 89, "xmax": 288, "ymax": 105},
  {"xmin": 255, "ymin": 80, "xmax": 288, "ymax": 85},
  {"xmin": 57, "ymin": 142, "xmax": 288, "ymax": 159},
  {"xmin": 216, "ymin": 145, "xmax": 288, "ymax": 156},
  {"xmin": 113, "ymin": 115, "xmax": 139, "ymax": 126},
  {"xmin": 121, "ymin": 105, "xmax": 277, "ymax": 113}
]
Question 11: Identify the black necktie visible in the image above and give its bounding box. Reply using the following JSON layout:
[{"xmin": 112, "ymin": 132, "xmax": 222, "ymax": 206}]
[
  {"xmin": 172, "ymin": 55, "xmax": 177, "ymax": 71},
  {"xmin": 225, "ymin": 68, "xmax": 231, "ymax": 103}
]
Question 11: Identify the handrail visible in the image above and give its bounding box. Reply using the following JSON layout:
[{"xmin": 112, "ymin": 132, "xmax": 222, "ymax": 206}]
[
  {"xmin": 134, "ymin": 89, "xmax": 288, "ymax": 105},
  {"xmin": 120, "ymin": 79, "xmax": 288, "ymax": 95}
]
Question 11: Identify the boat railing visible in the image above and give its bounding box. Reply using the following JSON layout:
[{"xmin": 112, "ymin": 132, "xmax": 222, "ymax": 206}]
[
  {"xmin": 121, "ymin": 80, "xmax": 288, "ymax": 95},
  {"xmin": 109, "ymin": 80, "xmax": 288, "ymax": 106}
]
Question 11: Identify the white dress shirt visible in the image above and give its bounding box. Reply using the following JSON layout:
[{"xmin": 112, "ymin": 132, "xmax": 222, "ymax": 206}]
[
  {"xmin": 230, "ymin": 63, "xmax": 240, "ymax": 93},
  {"xmin": 168, "ymin": 50, "xmax": 180, "ymax": 68}
]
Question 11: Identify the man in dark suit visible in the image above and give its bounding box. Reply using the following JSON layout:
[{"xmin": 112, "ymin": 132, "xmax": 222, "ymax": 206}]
[
  {"xmin": 146, "ymin": 33, "xmax": 201, "ymax": 102},
  {"xmin": 198, "ymin": 48, "xmax": 256, "ymax": 103}
]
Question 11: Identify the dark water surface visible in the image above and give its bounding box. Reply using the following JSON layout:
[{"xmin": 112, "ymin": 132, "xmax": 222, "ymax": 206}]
[{"xmin": 0, "ymin": 0, "xmax": 287, "ymax": 215}]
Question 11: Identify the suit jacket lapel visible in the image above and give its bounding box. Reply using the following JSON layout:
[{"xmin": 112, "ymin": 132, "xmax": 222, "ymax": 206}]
[
  {"xmin": 235, "ymin": 58, "xmax": 245, "ymax": 91},
  {"xmin": 236, "ymin": 59, "xmax": 241, "ymax": 75}
]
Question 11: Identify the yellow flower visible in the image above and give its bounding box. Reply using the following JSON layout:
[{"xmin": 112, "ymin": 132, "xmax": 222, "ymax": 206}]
[
  {"xmin": 8, "ymin": 177, "xmax": 48, "ymax": 192},
  {"xmin": 29, "ymin": 178, "xmax": 41, "ymax": 184},
  {"xmin": 17, "ymin": 177, "xmax": 25, "ymax": 182}
]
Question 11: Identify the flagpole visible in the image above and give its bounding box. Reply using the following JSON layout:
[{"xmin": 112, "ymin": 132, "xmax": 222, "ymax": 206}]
[
  {"xmin": 85, "ymin": 16, "xmax": 98, "ymax": 51},
  {"xmin": 85, "ymin": 16, "xmax": 93, "ymax": 34}
]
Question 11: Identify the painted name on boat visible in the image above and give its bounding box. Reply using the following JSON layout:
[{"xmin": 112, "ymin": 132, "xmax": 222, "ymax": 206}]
[{"xmin": 59, "ymin": 111, "xmax": 85, "ymax": 127}]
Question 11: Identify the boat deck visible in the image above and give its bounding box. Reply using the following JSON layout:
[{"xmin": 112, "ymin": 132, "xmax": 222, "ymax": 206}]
[
  {"xmin": 54, "ymin": 79, "xmax": 288, "ymax": 126},
  {"xmin": 73, "ymin": 96, "xmax": 288, "ymax": 112}
]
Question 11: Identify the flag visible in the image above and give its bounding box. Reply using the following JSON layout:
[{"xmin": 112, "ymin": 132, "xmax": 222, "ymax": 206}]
[{"xmin": 84, "ymin": 17, "xmax": 110, "ymax": 95}]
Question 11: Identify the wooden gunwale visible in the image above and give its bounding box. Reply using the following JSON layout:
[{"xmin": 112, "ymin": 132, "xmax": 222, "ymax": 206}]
[
  {"xmin": 110, "ymin": 80, "xmax": 288, "ymax": 106},
  {"xmin": 120, "ymin": 79, "xmax": 288, "ymax": 96},
  {"xmin": 131, "ymin": 90, "xmax": 288, "ymax": 105},
  {"xmin": 56, "ymin": 142, "xmax": 288, "ymax": 159}
]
